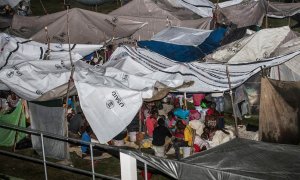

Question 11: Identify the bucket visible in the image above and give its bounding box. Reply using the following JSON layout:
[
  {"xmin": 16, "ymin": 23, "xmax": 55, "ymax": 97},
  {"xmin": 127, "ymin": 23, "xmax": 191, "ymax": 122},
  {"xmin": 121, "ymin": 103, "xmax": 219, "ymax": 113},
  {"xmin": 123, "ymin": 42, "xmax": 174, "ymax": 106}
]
[
  {"xmin": 183, "ymin": 147, "xmax": 191, "ymax": 158},
  {"xmin": 113, "ymin": 140, "xmax": 124, "ymax": 146},
  {"xmin": 153, "ymin": 146, "xmax": 165, "ymax": 157},
  {"xmin": 129, "ymin": 132, "xmax": 137, "ymax": 142}
]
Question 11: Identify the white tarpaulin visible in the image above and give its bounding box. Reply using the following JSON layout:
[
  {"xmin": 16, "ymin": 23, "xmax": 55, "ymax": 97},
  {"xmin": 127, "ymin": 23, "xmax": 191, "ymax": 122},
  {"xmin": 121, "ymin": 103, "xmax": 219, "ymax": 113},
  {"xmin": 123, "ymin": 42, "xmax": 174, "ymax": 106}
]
[
  {"xmin": 270, "ymin": 37, "xmax": 300, "ymax": 81},
  {"xmin": 1, "ymin": 34, "xmax": 300, "ymax": 143},
  {"xmin": 204, "ymin": 26, "xmax": 296, "ymax": 64},
  {"xmin": 175, "ymin": 0, "xmax": 214, "ymax": 17}
]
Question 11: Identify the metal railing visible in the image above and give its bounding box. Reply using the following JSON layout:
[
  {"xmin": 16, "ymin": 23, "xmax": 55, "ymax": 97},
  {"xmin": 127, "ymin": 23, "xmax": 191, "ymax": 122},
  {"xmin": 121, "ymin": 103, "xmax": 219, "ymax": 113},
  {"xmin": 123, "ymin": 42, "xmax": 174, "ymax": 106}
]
[{"xmin": 0, "ymin": 122, "xmax": 125, "ymax": 180}]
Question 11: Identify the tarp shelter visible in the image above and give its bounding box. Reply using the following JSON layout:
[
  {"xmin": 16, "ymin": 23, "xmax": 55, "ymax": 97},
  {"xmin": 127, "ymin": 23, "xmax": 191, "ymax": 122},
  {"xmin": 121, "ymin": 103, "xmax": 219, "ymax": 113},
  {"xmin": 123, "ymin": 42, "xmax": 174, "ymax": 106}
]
[
  {"xmin": 0, "ymin": 17, "xmax": 12, "ymax": 29},
  {"xmin": 123, "ymin": 138, "xmax": 300, "ymax": 179},
  {"xmin": 109, "ymin": 0, "xmax": 212, "ymax": 40},
  {"xmin": 216, "ymin": 0, "xmax": 300, "ymax": 28},
  {"xmin": 171, "ymin": 0, "xmax": 214, "ymax": 18},
  {"xmin": 138, "ymin": 26, "xmax": 227, "ymax": 62},
  {"xmin": 204, "ymin": 26, "xmax": 297, "ymax": 64},
  {"xmin": 10, "ymin": 8, "xmax": 146, "ymax": 44},
  {"xmin": 0, "ymin": 101, "xmax": 26, "ymax": 146},
  {"xmin": 1, "ymin": 33, "xmax": 300, "ymax": 143},
  {"xmin": 259, "ymin": 78, "xmax": 300, "ymax": 145}
]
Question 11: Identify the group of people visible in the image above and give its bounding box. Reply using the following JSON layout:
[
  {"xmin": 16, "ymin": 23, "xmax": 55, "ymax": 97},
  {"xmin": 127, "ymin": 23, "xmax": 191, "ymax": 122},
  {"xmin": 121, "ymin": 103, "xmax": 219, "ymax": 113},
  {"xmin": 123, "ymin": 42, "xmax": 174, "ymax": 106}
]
[
  {"xmin": 139, "ymin": 94, "xmax": 227, "ymax": 160},
  {"xmin": 0, "ymin": 1, "xmax": 31, "ymax": 18}
]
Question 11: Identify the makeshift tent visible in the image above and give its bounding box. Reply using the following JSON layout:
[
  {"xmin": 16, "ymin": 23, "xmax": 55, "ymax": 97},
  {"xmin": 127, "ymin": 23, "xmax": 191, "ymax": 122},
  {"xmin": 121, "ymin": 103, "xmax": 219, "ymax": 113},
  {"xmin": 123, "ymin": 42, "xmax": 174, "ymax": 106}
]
[
  {"xmin": 138, "ymin": 26, "xmax": 227, "ymax": 62},
  {"xmin": 29, "ymin": 100, "xmax": 68, "ymax": 159},
  {"xmin": 204, "ymin": 26, "xmax": 297, "ymax": 64},
  {"xmin": 267, "ymin": 2, "xmax": 300, "ymax": 18},
  {"xmin": 216, "ymin": 0, "xmax": 300, "ymax": 28},
  {"xmin": 123, "ymin": 138, "xmax": 300, "ymax": 179},
  {"xmin": 172, "ymin": 0, "xmax": 214, "ymax": 18},
  {"xmin": 10, "ymin": 8, "xmax": 146, "ymax": 44},
  {"xmin": 259, "ymin": 78, "xmax": 300, "ymax": 145},
  {"xmin": 1, "ymin": 33, "xmax": 300, "ymax": 143},
  {"xmin": 109, "ymin": 0, "xmax": 212, "ymax": 40},
  {"xmin": 270, "ymin": 37, "xmax": 300, "ymax": 81},
  {"xmin": 0, "ymin": 101, "xmax": 26, "ymax": 146}
]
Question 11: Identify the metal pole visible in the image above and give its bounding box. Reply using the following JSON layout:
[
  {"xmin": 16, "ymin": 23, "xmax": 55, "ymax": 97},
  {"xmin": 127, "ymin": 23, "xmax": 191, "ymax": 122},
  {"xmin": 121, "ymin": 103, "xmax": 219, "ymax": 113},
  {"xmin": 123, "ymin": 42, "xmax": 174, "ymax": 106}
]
[
  {"xmin": 226, "ymin": 65, "xmax": 239, "ymax": 137},
  {"xmin": 144, "ymin": 163, "xmax": 148, "ymax": 180},
  {"xmin": 40, "ymin": 133, "xmax": 48, "ymax": 180},
  {"xmin": 90, "ymin": 144, "xmax": 95, "ymax": 180}
]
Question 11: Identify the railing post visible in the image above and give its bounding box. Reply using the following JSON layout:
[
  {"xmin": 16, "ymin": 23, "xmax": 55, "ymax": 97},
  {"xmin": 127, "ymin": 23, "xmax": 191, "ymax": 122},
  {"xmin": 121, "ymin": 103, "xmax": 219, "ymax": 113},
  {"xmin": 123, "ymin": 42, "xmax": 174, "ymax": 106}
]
[
  {"xmin": 144, "ymin": 163, "xmax": 148, "ymax": 180},
  {"xmin": 40, "ymin": 133, "xmax": 48, "ymax": 180},
  {"xmin": 90, "ymin": 144, "xmax": 95, "ymax": 180},
  {"xmin": 120, "ymin": 152, "xmax": 137, "ymax": 180}
]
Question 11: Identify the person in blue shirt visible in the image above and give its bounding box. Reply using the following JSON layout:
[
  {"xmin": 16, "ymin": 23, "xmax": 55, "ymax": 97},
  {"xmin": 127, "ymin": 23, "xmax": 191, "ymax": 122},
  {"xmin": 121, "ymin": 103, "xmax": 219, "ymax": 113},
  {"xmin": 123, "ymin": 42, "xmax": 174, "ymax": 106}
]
[{"xmin": 81, "ymin": 126, "xmax": 92, "ymax": 154}]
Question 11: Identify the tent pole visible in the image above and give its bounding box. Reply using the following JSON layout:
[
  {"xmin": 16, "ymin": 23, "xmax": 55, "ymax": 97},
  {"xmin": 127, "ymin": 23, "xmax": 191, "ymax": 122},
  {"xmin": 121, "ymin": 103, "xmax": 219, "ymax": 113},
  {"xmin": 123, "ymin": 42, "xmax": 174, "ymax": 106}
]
[
  {"xmin": 184, "ymin": 92, "xmax": 187, "ymax": 110},
  {"xmin": 44, "ymin": 26, "xmax": 50, "ymax": 60},
  {"xmin": 265, "ymin": 0, "xmax": 269, "ymax": 28},
  {"xmin": 226, "ymin": 65, "xmax": 239, "ymax": 138},
  {"xmin": 277, "ymin": 66, "xmax": 281, "ymax": 81},
  {"xmin": 63, "ymin": 6, "xmax": 75, "ymax": 160}
]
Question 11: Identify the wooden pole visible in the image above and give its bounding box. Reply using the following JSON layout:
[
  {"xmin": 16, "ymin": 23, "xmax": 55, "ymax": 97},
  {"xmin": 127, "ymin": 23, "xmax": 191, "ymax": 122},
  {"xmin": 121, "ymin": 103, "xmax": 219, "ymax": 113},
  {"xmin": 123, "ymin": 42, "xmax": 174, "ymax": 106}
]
[
  {"xmin": 63, "ymin": 6, "xmax": 75, "ymax": 160},
  {"xmin": 265, "ymin": 0, "xmax": 269, "ymax": 28},
  {"xmin": 44, "ymin": 26, "xmax": 50, "ymax": 60},
  {"xmin": 277, "ymin": 66, "xmax": 281, "ymax": 81},
  {"xmin": 226, "ymin": 65, "xmax": 239, "ymax": 137}
]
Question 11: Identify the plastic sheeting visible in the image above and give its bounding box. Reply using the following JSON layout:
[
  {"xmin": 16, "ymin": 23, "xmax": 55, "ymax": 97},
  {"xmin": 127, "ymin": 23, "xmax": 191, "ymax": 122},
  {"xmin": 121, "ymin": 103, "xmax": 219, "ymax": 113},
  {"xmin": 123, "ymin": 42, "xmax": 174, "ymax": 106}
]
[
  {"xmin": 11, "ymin": 8, "xmax": 146, "ymax": 44},
  {"xmin": 204, "ymin": 26, "xmax": 295, "ymax": 64},
  {"xmin": 29, "ymin": 101, "xmax": 68, "ymax": 160},
  {"xmin": 0, "ymin": 101, "xmax": 26, "ymax": 146},
  {"xmin": 259, "ymin": 78, "xmax": 300, "ymax": 144},
  {"xmin": 109, "ymin": 0, "xmax": 212, "ymax": 40},
  {"xmin": 270, "ymin": 37, "xmax": 300, "ymax": 81},
  {"xmin": 124, "ymin": 138, "xmax": 300, "ymax": 179},
  {"xmin": 175, "ymin": 0, "xmax": 214, "ymax": 17},
  {"xmin": 138, "ymin": 27, "xmax": 227, "ymax": 62}
]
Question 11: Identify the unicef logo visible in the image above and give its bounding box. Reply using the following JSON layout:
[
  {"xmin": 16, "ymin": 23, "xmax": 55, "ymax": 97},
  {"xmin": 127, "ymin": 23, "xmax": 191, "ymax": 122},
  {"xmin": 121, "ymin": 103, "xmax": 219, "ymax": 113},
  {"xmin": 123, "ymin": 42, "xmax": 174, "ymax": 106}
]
[
  {"xmin": 106, "ymin": 100, "xmax": 114, "ymax": 109},
  {"xmin": 6, "ymin": 70, "xmax": 14, "ymax": 78}
]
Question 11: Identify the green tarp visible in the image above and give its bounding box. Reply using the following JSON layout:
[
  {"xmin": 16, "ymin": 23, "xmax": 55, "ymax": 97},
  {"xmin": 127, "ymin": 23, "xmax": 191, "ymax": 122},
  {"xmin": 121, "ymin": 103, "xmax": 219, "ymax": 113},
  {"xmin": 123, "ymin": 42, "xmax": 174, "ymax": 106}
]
[{"xmin": 0, "ymin": 101, "xmax": 26, "ymax": 146}]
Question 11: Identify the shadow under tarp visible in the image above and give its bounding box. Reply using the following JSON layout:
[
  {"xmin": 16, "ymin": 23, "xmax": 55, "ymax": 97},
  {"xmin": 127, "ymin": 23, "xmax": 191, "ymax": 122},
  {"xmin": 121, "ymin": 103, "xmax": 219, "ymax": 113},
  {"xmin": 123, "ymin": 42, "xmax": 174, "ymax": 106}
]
[{"xmin": 259, "ymin": 78, "xmax": 300, "ymax": 144}]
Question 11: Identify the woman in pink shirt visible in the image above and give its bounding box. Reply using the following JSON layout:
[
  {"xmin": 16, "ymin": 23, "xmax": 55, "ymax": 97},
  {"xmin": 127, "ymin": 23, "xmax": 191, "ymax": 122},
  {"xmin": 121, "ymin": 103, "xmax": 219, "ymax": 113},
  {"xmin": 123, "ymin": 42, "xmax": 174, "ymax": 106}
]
[{"xmin": 146, "ymin": 109, "xmax": 158, "ymax": 137}]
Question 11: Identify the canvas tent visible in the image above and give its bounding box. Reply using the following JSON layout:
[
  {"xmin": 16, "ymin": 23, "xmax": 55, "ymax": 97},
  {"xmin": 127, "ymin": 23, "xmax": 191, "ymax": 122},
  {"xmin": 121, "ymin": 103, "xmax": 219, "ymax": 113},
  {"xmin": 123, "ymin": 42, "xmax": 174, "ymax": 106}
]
[
  {"xmin": 123, "ymin": 138, "xmax": 300, "ymax": 179},
  {"xmin": 109, "ymin": 0, "xmax": 212, "ymax": 40},
  {"xmin": 138, "ymin": 26, "xmax": 227, "ymax": 62},
  {"xmin": 10, "ymin": 8, "xmax": 146, "ymax": 44}
]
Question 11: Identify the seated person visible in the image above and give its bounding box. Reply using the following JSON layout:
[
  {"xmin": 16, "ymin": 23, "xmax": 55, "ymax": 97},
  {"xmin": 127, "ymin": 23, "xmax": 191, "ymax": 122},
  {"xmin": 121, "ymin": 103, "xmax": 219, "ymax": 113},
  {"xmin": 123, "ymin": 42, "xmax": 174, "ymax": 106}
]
[
  {"xmin": 152, "ymin": 118, "xmax": 172, "ymax": 157},
  {"xmin": 7, "ymin": 92, "xmax": 19, "ymax": 111},
  {"xmin": 81, "ymin": 126, "xmax": 102, "ymax": 157},
  {"xmin": 145, "ymin": 109, "xmax": 158, "ymax": 138},
  {"xmin": 166, "ymin": 111, "xmax": 176, "ymax": 135},
  {"xmin": 173, "ymin": 120, "xmax": 188, "ymax": 160}
]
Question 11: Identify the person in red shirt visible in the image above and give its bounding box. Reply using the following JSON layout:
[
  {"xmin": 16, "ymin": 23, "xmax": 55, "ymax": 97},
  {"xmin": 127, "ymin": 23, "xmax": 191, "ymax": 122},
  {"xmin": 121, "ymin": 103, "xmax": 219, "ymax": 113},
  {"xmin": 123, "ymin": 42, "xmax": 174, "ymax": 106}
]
[{"xmin": 145, "ymin": 109, "xmax": 158, "ymax": 138}]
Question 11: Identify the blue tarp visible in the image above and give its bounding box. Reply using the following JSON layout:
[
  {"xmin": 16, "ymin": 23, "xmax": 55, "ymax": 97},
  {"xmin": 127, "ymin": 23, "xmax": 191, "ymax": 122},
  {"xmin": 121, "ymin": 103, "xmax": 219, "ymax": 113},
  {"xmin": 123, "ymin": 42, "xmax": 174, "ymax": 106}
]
[{"xmin": 138, "ymin": 27, "xmax": 227, "ymax": 62}]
